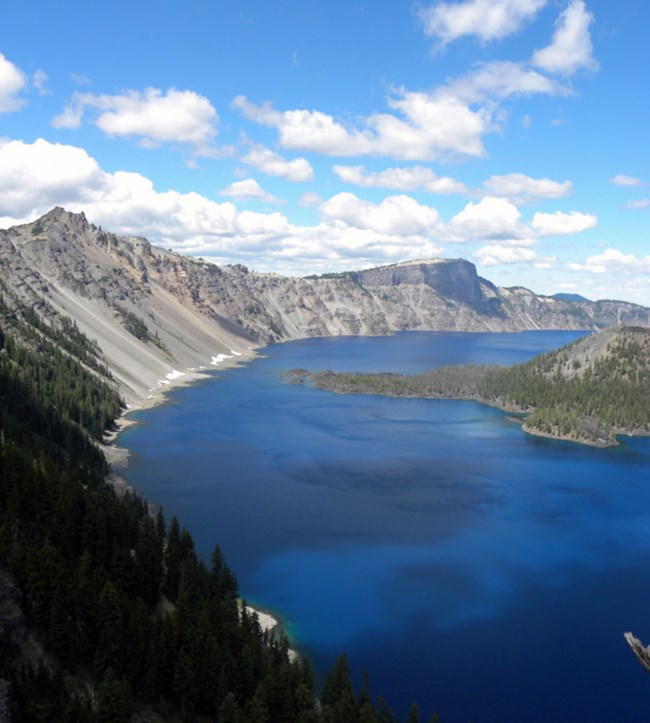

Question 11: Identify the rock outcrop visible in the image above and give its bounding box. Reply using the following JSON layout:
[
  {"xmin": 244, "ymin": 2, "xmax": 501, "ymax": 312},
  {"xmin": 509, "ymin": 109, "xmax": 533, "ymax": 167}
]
[{"xmin": 1, "ymin": 207, "xmax": 649, "ymax": 405}]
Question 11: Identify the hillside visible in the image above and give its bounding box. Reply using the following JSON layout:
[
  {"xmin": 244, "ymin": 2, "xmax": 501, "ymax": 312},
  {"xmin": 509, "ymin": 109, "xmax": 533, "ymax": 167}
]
[
  {"xmin": 3, "ymin": 208, "xmax": 650, "ymax": 407},
  {"xmin": 0, "ymin": 293, "xmax": 416, "ymax": 721},
  {"xmin": 301, "ymin": 325, "xmax": 650, "ymax": 447}
]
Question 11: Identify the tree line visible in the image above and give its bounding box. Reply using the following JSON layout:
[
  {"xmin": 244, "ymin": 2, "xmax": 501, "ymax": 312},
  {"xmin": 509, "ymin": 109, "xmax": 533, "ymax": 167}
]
[
  {"xmin": 303, "ymin": 326, "xmax": 650, "ymax": 446},
  {"xmin": 0, "ymin": 303, "xmax": 434, "ymax": 721}
]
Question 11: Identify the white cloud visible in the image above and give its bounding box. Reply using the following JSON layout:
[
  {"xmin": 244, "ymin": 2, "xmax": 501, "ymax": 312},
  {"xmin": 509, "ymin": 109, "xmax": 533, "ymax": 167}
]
[
  {"xmin": 32, "ymin": 69, "xmax": 51, "ymax": 96},
  {"xmin": 375, "ymin": 90, "xmax": 492, "ymax": 159},
  {"xmin": 446, "ymin": 60, "xmax": 566, "ymax": 102},
  {"xmin": 448, "ymin": 197, "xmax": 526, "ymax": 241},
  {"xmin": 0, "ymin": 139, "xmax": 608, "ymax": 280},
  {"xmin": 232, "ymin": 95, "xmax": 374, "ymax": 156},
  {"xmin": 218, "ymin": 178, "xmax": 282, "ymax": 204},
  {"xmin": 233, "ymin": 52, "xmax": 578, "ymax": 165},
  {"xmin": 481, "ymin": 173, "xmax": 572, "ymax": 204},
  {"xmin": 610, "ymin": 174, "xmax": 642, "ymax": 187},
  {"xmin": 473, "ymin": 244, "xmax": 540, "ymax": 266},
  {"xmin": 532, "ymin": 0, "xmax": 598, "ymax": 76},
  {"xmin": 626, "ymin": 199, "xmax": 650, "ymax": 210},
  {"xmin": 319, "ymin": 193, "xmax": 442, "ymax": 236},
  {"xmin": 0, "ymin": 53, "xmax": 27, "ymax": 112},
  {"xmin": 333, "ymin": 165, "xmax": 466, "ymax": 194},
  {"xmin": 300, "ymin": 192, "xmax": 322, "ymax": 207},
  {"xmin": 576, "ymin": 248, "xmax": 650, "ymax": 275},
  {"xmin": 51, "ymin": 104, "xmax": 84, "ymax": 129},
  {"xmin": 0, "ymin": 138, "xmax": 108, "ymax": 221},
  {"xmin": 418, "ymin": 0, "xmax": 548, "ymax": 45},
  {"xmin": 233, "ymin": 91, "xmax": 491, "ymax": 161},
  {"xmin": 531, "ymin": 210, "xmax": 597, "ymax": 236},
  {"xmin": 0, "ymin": 138, "xmax": 443, "ymax": 273},
  {"xmin": 53, "ymin": 88, "xmax": 219, "ymax": 154},
  {"xmin": 241, "ymin": 143, "xmax": 313, "ymax": 182}
]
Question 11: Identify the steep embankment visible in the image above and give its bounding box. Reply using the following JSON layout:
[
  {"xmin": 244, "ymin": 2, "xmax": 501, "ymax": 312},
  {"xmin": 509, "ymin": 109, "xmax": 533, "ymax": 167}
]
[
  {"xmin": 2, "ymin": 207, "xmax": 650, "ymax": 406},
  {"xmin": 302, "ymin": 325, "xmax": 650, "ymax": 447},
  {"xmin": 0, "ymin": 209, "xmax": 255, "ymax": 406}
]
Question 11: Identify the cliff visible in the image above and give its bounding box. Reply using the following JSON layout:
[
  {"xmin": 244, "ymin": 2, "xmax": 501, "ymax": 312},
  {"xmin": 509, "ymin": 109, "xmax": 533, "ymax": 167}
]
[{"xmin": 1, "ymin": 207, "xmax": 649, "ymax": 405}]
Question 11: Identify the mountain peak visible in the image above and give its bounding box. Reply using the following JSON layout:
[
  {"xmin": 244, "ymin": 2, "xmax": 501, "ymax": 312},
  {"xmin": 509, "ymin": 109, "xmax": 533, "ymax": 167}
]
[{"xmin": 38, "ymin": 206, "xmax": 89, "ymax": 226}]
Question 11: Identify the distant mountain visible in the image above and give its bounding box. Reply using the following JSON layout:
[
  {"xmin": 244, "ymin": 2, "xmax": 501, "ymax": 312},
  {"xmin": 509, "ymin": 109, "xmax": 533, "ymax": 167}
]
[
  {"xmin": 2, "ymin": 208, "xmax": 649, "ymax": 405},
  {"xmin": 550, "ymin": 292, "xmax": 591, "ymax": 302}
]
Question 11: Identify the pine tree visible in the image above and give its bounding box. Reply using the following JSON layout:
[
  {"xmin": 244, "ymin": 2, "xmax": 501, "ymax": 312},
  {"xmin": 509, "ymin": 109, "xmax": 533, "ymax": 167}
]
[
  {"xmin": 321, "ymin": 653, "xmax": 358, "ymax": 723},
  {"xmin": 96, "ymin": 667, "xmax": 131, "ymax": 723}
]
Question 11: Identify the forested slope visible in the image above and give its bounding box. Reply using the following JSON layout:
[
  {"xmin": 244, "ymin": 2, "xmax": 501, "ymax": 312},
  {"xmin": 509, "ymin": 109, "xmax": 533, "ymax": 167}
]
[
  {"xmin": 301, "ymin": 325, "xmax": 650, "ymax": 447},
  {"xmin": 0, "ymin": 303, "xmax": 423, "ymax": 721}
]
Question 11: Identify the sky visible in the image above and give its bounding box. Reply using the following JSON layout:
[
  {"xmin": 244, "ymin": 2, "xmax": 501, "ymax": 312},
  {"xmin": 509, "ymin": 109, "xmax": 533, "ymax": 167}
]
[{"xmin": 1, "ymin": 0, "xmax": 648, "ymax": 303}]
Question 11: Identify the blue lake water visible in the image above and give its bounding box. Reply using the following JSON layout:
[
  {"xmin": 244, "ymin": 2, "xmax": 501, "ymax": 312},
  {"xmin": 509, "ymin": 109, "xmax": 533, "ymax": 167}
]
[{"xmin": 116, "ymin": 331, "xmax": 650, "ymax": 721}]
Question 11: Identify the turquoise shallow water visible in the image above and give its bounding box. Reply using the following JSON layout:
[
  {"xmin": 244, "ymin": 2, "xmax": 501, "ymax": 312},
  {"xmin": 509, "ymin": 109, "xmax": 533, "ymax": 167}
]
[{"xmin": 117, "ymin": 332, "xmax": 650, "ymax": 721}]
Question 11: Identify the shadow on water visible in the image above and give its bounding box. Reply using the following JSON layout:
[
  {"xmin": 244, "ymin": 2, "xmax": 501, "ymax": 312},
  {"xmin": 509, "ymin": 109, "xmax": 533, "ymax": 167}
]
[{"xmin": 116, "ymin": 331, "xmax": 650, "ymax": 721}]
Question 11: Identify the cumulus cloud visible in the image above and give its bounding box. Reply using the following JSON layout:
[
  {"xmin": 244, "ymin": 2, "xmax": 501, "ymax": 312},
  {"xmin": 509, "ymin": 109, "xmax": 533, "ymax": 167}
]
[
  {"xmin": 233, "ymin": 50, "xmax": 579, "ymax": 164},
  {"xmin": 232, "ymin": 95, "xmax": 374, "ymax": 156},
  {"xmin": 610, "ymin": 174, "xmax": 642, "ymax": 187},
  {"xmin": 233, "ymin": 90, "xmax": 491, "ymax": 161},
  {"xmin": 319, "ymin": 193, "xmax": 442, "ymax": 236},
  {"xmin": 53, "ymin": 87, "xmax": 220, "ymax": 154},
  {"xmin": 241, "ymin": 143, "xmax": 313, "ymax": 182},
  {"xmin": 481, "ymin": 173, "xmax": 572, "ymax": 204},
  {"xmin": 0, "ymin": 138, "xmax": 108, "ymax": 221},
  {"xmin": 218, "ymin": 178, "xmax": 283, "ymax": 204},
  {"xmin": 573, "ymin": 248, "xmax": 650, "ymax": 275},
  {"xmin": 531, "ymin": 210, "xmax": 597, "ymax": 236},
  {"xmin": 418, "ymin": 0, "xmax": 548, "ymax": 45},
  {"xmin": 473, "ymin": 244, "xmax": 539, "ymax": 266},
  {"xmin": 532, "ymin": 0, "xmax": 598, "ymax": 76},
  {"xmin": 0, "ymin": 138, "xmax": 602, "ymax": 277},
  {"xmin": 0, "ymin": 138, "xmax": 274, "ymax": 238},
  {"xmin": 448, "ymin": 197, "xmax": 526, "ymax": 241},
  {"xmin": 0, "ymin": 138, "xmax": 443, "ymax": 273},
  {"xmin": 333, "ymin": 165, "xmax": 466, "ymax": 194},
  {"xmin": 446, "ymin": 60, "xmax": 566, "ymax": 102},
  {"xmin": 0, "ymin": 53, "xmax": 27, "ymax": 112}
]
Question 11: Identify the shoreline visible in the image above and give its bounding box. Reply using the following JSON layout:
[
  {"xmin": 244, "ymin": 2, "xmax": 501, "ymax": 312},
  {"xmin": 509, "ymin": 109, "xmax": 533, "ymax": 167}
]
[
  {"xmin": 244, "ymin": 604, "xmax": 300, "ymax": 661},
  {"xmin": 98, "ymin": 345, "xmax": 302, "ymax": 658},
  {"xmin": 305, "ymin": 375, "xmax": 647, "ymax": 450},
  {"xmin": 101, "ymin": 348, "xmax": 258, "ymax": 473}
]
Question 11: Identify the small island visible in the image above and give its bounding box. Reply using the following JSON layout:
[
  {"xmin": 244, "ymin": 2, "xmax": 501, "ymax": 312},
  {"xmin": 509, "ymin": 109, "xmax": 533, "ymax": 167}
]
[{"xmin": 288, "ymin": 325, "xmax": 650, "ymax": 447}]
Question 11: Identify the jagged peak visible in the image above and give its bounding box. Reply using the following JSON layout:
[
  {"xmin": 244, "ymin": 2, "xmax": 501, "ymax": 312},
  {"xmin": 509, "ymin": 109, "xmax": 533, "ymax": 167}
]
[{"xmin": 38, "ymin": 206, "xmax": 89, "ymax": 226}]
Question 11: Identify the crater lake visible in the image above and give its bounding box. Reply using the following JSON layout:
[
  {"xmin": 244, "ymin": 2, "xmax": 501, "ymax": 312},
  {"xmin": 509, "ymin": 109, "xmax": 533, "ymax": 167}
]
[{"xmin": 116, "ymin": 331, "xmax": 650, "ymax": 722}]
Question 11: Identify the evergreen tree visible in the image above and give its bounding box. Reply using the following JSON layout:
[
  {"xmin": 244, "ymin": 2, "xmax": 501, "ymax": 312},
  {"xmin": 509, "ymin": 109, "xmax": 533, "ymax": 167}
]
[
  {"xmin": 96, "ymin": 667, "xmax": 131, "ymax": 723},
  {"xmin": 321, "ymin": 653, "xmax": 358, "ymax": 723}
]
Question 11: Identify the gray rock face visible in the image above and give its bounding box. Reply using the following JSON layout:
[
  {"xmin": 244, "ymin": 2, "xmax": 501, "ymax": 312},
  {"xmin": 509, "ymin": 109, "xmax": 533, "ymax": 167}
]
[
  {"xmin": 354, "ymin": 258, "xmax": 500, "ymax": 315},
  {"xmin": 1, "ymin": 208, "xmax": 649, "ymax": 404}
]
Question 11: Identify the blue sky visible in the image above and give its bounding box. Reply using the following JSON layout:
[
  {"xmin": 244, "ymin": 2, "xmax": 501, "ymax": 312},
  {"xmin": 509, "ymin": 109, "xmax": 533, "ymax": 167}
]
[{"xmin": 1, "ymin": 0, "xmax": 648, "ymax": 303}]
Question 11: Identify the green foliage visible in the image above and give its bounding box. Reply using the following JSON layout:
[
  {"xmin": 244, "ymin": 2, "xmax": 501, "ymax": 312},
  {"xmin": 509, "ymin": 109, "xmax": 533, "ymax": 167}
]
[
  {"xmin": 0, "ymin": 305, "xmax": 416, "ymax": 721},
  {"xmin": 112, "ymin": 302, "xmax": 168, "ymax": 351},
  {"xmin": 18, "ymin": 303, "xmax": 112, "ymax": 378},
  {"xmin": 306, "ymin": 327, "xmax": 650, "ymax": 446}
]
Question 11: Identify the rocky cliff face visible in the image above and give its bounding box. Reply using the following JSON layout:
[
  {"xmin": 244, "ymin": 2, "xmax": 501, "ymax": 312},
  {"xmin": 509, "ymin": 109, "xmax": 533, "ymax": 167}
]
[{"xmin": 1, "ymin": 208, "xmax": 649, "ymax": 405}]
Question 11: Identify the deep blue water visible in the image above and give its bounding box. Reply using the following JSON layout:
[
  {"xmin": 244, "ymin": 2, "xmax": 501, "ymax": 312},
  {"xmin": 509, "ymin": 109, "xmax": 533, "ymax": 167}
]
[{"xmin": 116, "ymin": 331, "xmax": 650, "ymax": 721}]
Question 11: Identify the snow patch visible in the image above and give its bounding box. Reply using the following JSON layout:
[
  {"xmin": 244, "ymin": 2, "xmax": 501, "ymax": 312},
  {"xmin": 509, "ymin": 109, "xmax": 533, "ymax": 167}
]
[
  {"xmin": 211, "ymin": 353, "xmax": 233, "ymax": 365},
  {"xmin": 165, "ymin": 369, "xmax": 185, "ymax": 381}
]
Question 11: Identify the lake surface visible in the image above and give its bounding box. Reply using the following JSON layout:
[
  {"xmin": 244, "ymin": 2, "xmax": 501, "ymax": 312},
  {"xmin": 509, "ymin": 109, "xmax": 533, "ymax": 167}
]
[{"xmin": 117, "ymin": 331, "xmax": 650, "ymax": 721}]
